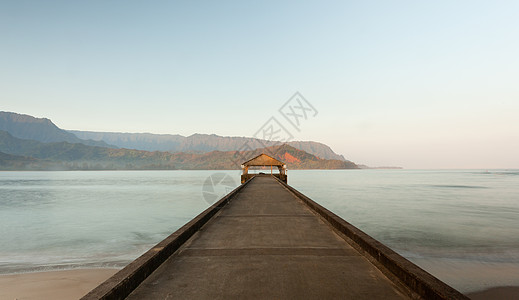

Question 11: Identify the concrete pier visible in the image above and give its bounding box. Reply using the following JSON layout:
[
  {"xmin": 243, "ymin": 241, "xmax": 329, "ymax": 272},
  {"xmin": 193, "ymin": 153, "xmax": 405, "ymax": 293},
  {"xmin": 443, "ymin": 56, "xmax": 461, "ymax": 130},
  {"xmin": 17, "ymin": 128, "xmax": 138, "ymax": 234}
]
[{"xmin": 83, "ymin": 175, "xmax": 468, "ymax": 299}]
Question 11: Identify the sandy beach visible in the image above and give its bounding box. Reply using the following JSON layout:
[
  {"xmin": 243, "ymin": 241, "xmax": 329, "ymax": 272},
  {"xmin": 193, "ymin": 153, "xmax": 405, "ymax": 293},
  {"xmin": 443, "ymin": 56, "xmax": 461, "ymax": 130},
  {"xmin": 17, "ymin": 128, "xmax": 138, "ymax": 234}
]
[
  {"xmin": 467, "ymin": 286, "xmax": 519, "ymax": 300},
  {"xmin": 0, "ymin": 267, "xmax": 518, "ymax": 299},
  {"xmin": 409, "ymin": 257, "xmax": 519, "ymax": 299},
  {"xmin": 0, "ymin": 268, "xmax": 119, "ymax": 300}
]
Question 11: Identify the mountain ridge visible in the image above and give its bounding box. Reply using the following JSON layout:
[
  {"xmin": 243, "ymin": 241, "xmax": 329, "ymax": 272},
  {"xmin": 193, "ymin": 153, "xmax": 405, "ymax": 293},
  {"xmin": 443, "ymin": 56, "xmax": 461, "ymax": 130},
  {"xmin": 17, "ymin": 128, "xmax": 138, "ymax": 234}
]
[
  {"xmin": 0, "ymin": 130, "xmax": 358, "ymax": 170},
  {"xmin": 0, "ymin": 111, "xmax": 356, "ymax": 170},
  {"xmin": 1, "ymin": 111, "xmax": 346, "ymax": 161},
  {"xmin": 70, "ymin": 130, "xmax": 346, "ymax": 161},
  {"xmin": 0, "ymin": 111, "xmax": 113, "ymax": 148}
]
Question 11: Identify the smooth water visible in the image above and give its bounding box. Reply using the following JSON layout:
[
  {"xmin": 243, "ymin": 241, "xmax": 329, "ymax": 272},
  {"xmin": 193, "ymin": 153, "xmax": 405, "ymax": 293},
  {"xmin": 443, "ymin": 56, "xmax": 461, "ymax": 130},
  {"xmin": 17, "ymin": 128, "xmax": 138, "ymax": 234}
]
[
  {"xmin": 1, "ymin": 170, "xmax": 518, "ymax": 292},
  {"xmin": 0, "ymin": 171, "xmax": 229, "ymax": 273},
  {"xmin": 289, "ymin": 169, "xmax": 519, "ymax": 292}
]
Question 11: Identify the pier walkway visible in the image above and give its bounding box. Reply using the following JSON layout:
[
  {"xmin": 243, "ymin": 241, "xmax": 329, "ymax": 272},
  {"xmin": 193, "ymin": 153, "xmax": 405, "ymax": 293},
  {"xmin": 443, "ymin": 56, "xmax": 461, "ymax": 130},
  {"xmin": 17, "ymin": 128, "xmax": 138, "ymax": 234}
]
[
  {"xmin": 126, "ymin": 175, "xmax": 408, "ymax": 299},
  {"xmin": 84, "ymin": 175, "xmax": 467, "ymax": 300}
]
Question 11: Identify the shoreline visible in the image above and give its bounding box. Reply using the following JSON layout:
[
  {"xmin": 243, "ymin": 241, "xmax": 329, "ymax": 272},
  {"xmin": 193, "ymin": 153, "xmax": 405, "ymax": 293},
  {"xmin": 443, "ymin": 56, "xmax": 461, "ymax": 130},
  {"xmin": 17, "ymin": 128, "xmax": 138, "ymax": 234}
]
[
  {"xmin": 467, "ymin": 286, "xmax": 519, "ymax": 300},
  {"xmin": 0, "ymin": 268, "xmax": 119, "ymax": 300},
  {"xmin": 0, "ymin": 268, "xmax": 518, "ymax": 300}
]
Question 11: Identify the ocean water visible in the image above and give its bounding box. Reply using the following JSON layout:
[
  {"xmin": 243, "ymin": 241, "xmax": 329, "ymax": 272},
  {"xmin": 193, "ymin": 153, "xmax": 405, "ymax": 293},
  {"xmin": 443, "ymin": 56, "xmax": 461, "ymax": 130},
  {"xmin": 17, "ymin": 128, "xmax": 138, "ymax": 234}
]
[
  {"xmin": 0, "ymin": 170, "xmax": 518, "ymax": 293},
  {"xmin": 288, "ymin": 169, "xmax": 519, "ymax": 292},
  {"xmin": 0, "ymin": 171, "xmax": 219, "ymax": 273}
]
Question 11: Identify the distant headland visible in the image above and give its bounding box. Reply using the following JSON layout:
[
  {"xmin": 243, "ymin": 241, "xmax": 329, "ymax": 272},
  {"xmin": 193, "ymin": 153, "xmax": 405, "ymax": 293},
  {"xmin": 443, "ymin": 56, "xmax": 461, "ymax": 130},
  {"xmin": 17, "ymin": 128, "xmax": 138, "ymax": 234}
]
[{"xmin": 0, "ymin": 111, "xmax": 365, "ymax": 171}]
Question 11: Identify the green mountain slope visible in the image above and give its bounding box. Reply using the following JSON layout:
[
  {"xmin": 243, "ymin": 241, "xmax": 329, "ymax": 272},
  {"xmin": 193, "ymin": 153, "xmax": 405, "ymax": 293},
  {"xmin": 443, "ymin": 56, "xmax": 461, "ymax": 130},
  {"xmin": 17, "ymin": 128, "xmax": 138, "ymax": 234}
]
[{"xmin": 0, "ymin": 151, "xmax": 39, "ymax": 170}]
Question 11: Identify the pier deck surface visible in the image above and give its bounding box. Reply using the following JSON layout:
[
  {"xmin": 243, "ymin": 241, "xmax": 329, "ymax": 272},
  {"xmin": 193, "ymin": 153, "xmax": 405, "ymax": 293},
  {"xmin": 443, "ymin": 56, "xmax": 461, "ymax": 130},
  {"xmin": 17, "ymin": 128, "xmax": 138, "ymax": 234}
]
[{"xmin": 126, "ymin": 175, "xmax": 410, "ymax": 299}]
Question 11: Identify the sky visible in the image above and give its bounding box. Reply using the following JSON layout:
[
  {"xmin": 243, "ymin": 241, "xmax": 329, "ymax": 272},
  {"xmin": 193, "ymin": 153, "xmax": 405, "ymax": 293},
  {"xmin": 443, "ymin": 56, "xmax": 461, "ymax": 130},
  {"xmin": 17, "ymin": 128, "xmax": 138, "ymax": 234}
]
[{"xmin": 1, "ymin": 1, "xmax": 518, "ymax": 169}]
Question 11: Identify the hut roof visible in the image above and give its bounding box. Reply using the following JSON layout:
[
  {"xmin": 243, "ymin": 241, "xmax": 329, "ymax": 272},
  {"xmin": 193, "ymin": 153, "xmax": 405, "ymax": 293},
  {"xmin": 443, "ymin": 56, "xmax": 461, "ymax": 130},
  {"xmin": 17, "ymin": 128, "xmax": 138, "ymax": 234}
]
[{"xmin": 242, "ymin": 153, "xmax": 285, "ymax": 167}]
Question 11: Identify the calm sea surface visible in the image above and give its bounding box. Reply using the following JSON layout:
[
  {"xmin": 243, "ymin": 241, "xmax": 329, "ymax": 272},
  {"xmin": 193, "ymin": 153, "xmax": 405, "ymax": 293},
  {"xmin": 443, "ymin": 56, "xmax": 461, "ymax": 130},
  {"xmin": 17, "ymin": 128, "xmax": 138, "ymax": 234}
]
[{"xmin": 1, "ymin": 170, "xmax": 518, "ymax": 292}]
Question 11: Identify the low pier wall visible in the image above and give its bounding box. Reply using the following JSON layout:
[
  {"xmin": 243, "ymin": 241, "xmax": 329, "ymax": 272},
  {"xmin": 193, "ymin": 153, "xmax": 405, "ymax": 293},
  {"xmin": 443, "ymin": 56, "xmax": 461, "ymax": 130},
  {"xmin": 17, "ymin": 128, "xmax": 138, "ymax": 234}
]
[
  {"xmin": 275, "ymin": 177, "xmax": 468, "ymax": 300},
  {"xmin": 81, "ymin": 177, "xmax": 255, "ymax": 300}
]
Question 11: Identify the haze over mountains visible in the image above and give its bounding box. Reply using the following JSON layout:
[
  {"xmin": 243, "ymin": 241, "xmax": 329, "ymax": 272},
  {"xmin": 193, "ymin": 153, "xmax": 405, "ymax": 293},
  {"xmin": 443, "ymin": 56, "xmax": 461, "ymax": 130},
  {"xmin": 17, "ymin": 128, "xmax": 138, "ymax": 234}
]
[
  {"xmin": 70, "ymin": 130, "xmax": 346, "ymax": 161},
  {"xmin": 0, "ymin": 130, "xmax": 357, "ymax": 170},
  {"xmin": 0, "ymin": 111, "xmax": 358, "ymax": 171},
  {"xmin": 0, "ymin": 112, "xmax": 111, "ymax": 147}
]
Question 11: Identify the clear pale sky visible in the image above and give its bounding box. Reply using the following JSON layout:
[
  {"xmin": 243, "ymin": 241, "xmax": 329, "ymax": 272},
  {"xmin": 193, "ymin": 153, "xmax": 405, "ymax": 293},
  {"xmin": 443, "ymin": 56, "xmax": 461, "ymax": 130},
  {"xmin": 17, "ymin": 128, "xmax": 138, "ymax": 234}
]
[{"xmin": 1, "ymin": 1, "xmax": 518, "ymax": 169}]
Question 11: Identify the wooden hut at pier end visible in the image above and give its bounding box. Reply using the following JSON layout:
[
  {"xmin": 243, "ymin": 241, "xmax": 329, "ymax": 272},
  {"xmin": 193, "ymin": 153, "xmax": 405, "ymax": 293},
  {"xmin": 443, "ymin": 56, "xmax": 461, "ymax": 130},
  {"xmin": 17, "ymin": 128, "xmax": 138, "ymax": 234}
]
[{"xmin": 241, "ymin": 154, "xmax": 287, "ymax": 184}]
